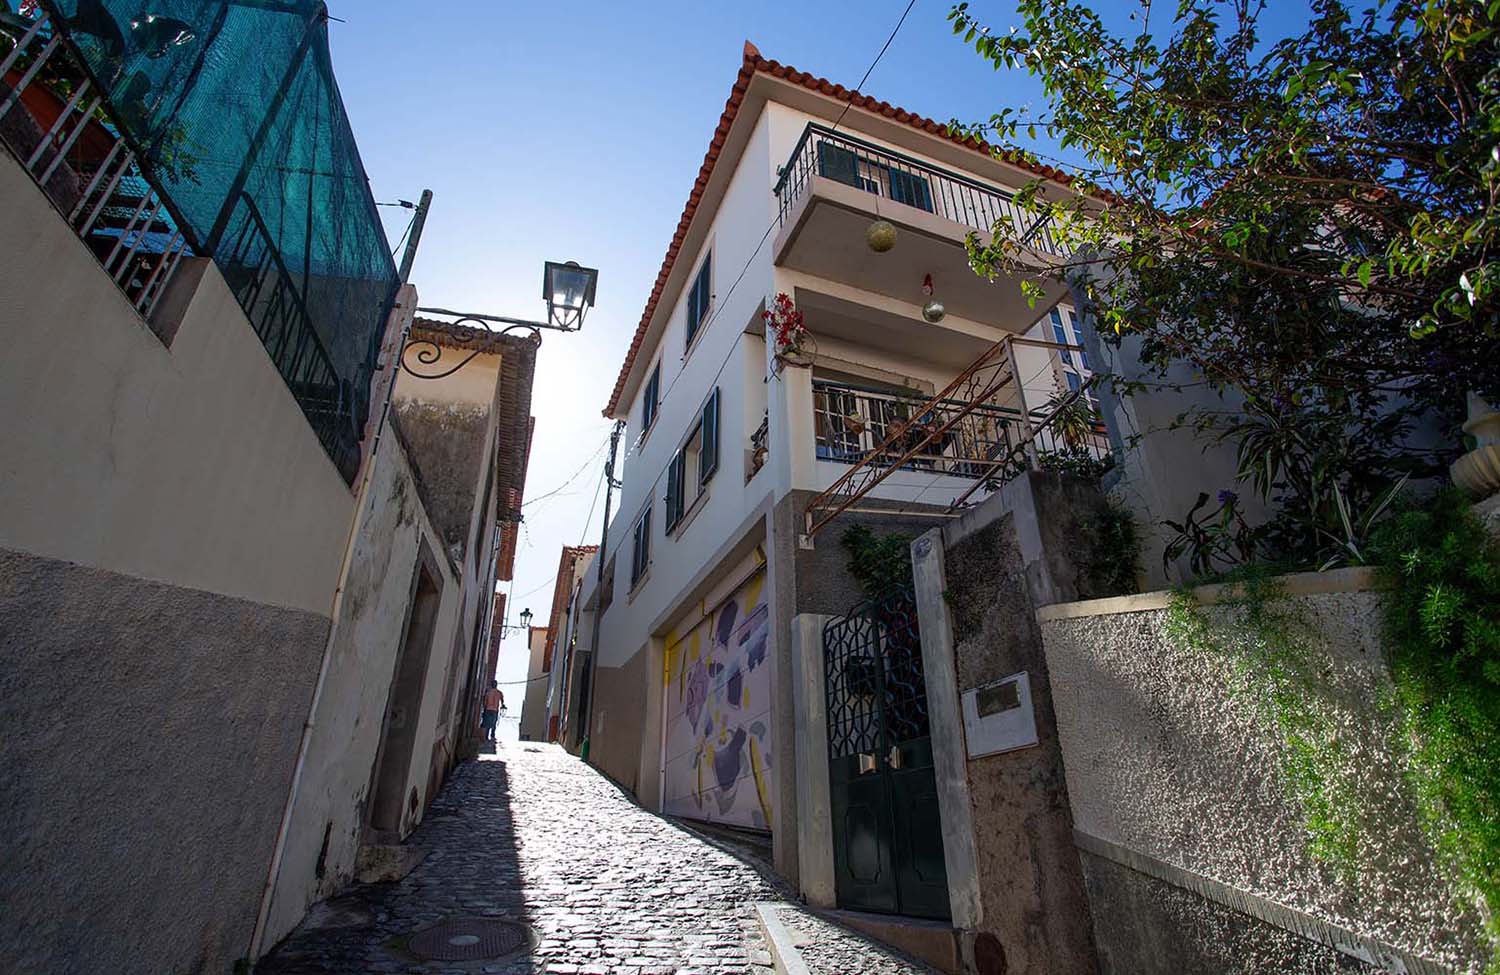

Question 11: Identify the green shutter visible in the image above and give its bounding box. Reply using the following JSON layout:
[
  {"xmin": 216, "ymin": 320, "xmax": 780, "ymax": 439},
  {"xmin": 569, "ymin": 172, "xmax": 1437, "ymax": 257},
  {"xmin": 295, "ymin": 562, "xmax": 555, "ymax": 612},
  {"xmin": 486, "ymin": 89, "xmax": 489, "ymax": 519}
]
[
  {"xmin": 700, "ymin": 388, "xmax": 719, "ymax": 485},
  {"xmin": 817, "ymin": 141, "xmax": 860, "ymax": 188},
  {"xmin": 665, "ymin": 451, "xmax": 684, "ymax": 531}
]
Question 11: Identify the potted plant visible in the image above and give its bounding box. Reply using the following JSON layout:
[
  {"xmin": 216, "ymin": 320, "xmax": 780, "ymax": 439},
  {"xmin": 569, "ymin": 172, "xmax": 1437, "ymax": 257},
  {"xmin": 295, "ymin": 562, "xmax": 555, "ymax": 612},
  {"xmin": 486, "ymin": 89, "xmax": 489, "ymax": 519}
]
[{"xmin": 764, "ymin": 292, "xmax": 810, "ymax": 368}]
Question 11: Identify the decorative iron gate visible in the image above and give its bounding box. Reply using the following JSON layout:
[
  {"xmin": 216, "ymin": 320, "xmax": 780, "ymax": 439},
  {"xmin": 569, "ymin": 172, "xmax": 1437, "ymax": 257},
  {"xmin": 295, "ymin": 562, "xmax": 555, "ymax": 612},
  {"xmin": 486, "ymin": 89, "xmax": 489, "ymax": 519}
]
[{"xmin": 823, "ymin": 588, "xmax": 950, "ymax": 919}]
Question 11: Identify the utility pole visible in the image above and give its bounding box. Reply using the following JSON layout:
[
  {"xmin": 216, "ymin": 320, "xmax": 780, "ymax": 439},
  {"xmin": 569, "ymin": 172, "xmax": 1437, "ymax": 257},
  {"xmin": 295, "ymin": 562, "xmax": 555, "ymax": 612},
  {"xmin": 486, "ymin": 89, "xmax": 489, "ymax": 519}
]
[
  {"xmin": 397, "ymin": 189, "xmax": 433, "ymax": 286},
  {"xmin": 581, "ymin": 419, "xmax": 625, "ymax": 753}
]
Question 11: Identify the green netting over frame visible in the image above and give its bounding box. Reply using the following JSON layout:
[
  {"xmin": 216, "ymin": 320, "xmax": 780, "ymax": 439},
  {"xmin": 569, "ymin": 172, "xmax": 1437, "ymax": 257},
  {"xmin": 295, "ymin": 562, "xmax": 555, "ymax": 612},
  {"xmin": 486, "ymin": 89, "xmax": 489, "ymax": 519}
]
[{"xmin": 29, "ymin": 0, "xmax": 398, "ymax": 476}]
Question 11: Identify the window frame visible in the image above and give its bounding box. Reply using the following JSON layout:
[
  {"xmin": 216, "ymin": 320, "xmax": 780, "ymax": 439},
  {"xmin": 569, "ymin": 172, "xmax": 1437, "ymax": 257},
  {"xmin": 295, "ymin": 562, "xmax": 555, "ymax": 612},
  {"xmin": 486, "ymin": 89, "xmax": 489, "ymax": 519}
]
[
  {"xmin": 641, "ymin": 361, "xmax": 661, "ymax": 438},
  {"xmin": 684, "ymin": 251, "xmax": 712, "ymax": 353},
  {"xmin": 630, "ymin": 503, "xmax": 652, "ymax": 588}
]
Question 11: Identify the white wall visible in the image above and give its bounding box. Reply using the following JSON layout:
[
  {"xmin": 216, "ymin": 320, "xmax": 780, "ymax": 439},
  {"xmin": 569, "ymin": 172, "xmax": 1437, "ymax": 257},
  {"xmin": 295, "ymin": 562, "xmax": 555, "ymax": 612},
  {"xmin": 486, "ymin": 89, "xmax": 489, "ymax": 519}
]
[{"xmin": 0, "ymin": 155, "xmax": 353, "ymax": 615}]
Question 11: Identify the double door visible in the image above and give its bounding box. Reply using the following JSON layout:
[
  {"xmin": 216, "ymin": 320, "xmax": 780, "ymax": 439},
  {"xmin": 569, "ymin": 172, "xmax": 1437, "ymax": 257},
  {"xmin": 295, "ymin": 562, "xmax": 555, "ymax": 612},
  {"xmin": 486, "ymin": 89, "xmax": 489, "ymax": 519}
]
[{"xmin": 823, "ymin": 592, "xmax": 950, "ymax": 919}]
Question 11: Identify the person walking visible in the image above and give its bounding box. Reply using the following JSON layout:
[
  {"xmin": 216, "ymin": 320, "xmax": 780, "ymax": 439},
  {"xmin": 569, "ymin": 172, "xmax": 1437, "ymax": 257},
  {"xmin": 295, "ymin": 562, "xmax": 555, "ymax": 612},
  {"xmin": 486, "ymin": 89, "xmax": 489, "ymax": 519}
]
[{"xmin": 481, "ymin": 681, "xmax": 505, "ymax": 743}]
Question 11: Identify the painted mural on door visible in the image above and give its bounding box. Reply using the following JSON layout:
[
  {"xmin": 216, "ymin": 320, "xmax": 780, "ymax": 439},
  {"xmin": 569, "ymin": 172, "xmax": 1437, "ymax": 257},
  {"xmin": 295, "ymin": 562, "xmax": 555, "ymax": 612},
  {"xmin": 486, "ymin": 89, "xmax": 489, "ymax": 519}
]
[{"xmin": 662, "ymin": 569, "xmax": 774, "ymax": 829}]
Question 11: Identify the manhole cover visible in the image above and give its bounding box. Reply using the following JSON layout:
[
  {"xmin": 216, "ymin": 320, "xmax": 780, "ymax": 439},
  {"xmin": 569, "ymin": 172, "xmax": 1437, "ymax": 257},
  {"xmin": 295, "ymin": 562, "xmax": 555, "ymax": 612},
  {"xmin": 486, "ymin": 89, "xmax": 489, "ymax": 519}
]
[{"xmin": 406, "ymin": 918, "xmax": 529, "ymax": 961}]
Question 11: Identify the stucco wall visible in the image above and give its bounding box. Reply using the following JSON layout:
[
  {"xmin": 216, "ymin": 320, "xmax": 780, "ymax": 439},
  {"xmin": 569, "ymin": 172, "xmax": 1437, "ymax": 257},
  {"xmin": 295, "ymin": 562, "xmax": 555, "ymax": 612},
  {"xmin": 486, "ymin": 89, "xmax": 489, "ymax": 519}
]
[
  {"xmin": 589, "ymin": 650, "xmax": 650, "ymax": 793},
  {"xmin": 0, "ymin": 547, "xmax": 328, "ymax": 975},
  {"xmin": 0, "ymin": 153, "xmax": 352, "ymax": 616},
  {"xmin": 260, "ymin": 430, "xmax": 463, "ymax": 950},
  {"xmin": 920, "ymin": 473, "xmax": 1108, "ymax": 974},
  {"xmin": 1038, "ymin": 580, "xmax": 1491, "ymax": 973},
  {"xmin": 520, "ymin": 628, "xmax": 550, "ymax": 742}
]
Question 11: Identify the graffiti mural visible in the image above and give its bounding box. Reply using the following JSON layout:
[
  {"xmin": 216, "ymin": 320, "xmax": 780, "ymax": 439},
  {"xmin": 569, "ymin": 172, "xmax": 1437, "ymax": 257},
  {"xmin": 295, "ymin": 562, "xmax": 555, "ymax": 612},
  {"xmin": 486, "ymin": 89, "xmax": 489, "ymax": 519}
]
[{"xmin": 662, "ymin": 569, "xmax": 774, "ymax": 829}]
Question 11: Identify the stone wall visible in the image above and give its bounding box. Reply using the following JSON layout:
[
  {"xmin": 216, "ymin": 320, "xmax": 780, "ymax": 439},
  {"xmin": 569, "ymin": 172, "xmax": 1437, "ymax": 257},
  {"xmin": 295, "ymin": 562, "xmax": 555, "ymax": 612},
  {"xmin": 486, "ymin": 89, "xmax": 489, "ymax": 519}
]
[
  {"xmin": 1038, "ymin": 574, "xmax": 1491, "ymax": 974},
  {"xmin": 912, "ymin": 472, "xmax": 1111, "ymax": 975},
  {"xmin": 588, "ymin": 650, "xmax": 649, "ymax": 795},
  {"xmin": 0, "ymin": 548, "xmax": 328, "ymax": 975}
]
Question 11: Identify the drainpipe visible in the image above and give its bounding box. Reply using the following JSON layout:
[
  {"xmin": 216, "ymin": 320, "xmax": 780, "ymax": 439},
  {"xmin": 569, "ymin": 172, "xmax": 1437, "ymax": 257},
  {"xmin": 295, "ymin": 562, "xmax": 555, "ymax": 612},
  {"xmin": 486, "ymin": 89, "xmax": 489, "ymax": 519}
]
[
  {"xmin": 247, "ymin": 190, "xmax": 433, "ymax": 960},
  {"xmin": 581, "ymin": 419, "xmax": 625, "ymax": 752}
]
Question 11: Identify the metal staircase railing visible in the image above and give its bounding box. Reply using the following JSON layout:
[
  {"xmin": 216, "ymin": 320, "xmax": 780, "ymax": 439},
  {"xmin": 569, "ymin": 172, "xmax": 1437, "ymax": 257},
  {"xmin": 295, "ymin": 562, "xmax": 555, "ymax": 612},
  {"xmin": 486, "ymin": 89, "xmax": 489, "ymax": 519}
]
[{"xmin": 801, "ymin": 334, "xmax": 1100, "ymax": 539}]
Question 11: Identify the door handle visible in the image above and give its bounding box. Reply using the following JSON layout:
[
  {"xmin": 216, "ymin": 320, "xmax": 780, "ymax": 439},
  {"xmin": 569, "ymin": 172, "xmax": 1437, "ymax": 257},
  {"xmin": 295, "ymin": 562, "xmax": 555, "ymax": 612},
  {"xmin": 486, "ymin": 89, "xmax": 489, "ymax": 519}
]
[
  {"xmin": 888, "ymin": 745, "xmax": 902, "ymax": 770},
  {"xmin": 858, "ymin": 752, "xmax": 878, "ymax": 775}
]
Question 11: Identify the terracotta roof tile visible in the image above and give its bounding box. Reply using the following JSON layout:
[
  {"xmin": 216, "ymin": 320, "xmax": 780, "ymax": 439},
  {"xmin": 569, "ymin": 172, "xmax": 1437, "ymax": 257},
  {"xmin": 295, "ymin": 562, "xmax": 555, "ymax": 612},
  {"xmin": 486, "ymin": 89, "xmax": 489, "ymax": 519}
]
[{"xmin": 602, "ymin": 41, "xmax": 1078, "ymax": 417}]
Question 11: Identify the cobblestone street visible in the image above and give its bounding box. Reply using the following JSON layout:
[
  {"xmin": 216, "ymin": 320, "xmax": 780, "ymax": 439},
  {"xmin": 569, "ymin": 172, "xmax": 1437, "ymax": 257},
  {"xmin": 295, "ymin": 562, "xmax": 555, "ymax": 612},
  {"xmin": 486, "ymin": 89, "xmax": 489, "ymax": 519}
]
[{"xmin": 258, "ymin": 744, "xmax": 932, "ymax": 975}]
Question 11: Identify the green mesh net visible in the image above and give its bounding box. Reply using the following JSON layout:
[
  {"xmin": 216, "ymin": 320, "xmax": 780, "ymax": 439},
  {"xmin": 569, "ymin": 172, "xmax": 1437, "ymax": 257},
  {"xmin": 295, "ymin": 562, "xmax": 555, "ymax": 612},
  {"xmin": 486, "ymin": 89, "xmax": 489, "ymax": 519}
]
[{"xmin": 25, "ymin": 0, "xmax": 397, "ymax": 479}]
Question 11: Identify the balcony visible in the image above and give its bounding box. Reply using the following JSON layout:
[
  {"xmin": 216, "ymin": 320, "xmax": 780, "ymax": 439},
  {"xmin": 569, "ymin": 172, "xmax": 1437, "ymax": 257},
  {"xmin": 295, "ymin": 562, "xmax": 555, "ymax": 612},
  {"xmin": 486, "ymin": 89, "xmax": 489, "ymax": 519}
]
[
  {"xmin": 773, "ymin": 124, "xmax": 1071, "ymax": 330},
  {"xmin": 801, "ymin": 337, "xmax": 1110, "ymax": 537},
  {"xmin": 0, "ymin": 5, "xmax": 396, "ymax": 484}
]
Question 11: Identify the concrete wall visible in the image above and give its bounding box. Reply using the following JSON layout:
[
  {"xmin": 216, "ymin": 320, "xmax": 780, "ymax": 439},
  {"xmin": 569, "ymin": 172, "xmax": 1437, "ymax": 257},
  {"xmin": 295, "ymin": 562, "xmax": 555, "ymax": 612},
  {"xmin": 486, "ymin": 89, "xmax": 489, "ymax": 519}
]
[
  {"xmin": 588, "ymin": 650, "xmax": 650, "ymax": 793},
  {"xmin": 259, "ymin": 427, "xmax": 464, "ymax": 951},
  {"xmin": 1038, "ymin": 575, "xmax": 1491, "ymax": 974},
  {"xmin": 520, "ymin": 626, "xmax": 550, "ymax": 742},
  {"xmin": 0, "ymin": 548, "xmax": 329, "ymax": 975},
  {"xmin": 0, "ymin": 143, "xmax": 358, "ymax": 973},
  {"xmin": 0, "ymin": 154, "xmax": 354, "ymax": 616},
  {"xmin": 910, "ymin": 473, "xmax": 1111, "ymax": 975}
]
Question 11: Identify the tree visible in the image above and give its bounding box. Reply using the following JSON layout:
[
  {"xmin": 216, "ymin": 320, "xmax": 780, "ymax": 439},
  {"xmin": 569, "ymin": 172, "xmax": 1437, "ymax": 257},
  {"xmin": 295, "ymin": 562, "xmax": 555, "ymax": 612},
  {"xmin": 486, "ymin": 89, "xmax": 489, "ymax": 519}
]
[{"xmin": 947, "ymin": 0, "xmax": 1500, "ymax": 567}]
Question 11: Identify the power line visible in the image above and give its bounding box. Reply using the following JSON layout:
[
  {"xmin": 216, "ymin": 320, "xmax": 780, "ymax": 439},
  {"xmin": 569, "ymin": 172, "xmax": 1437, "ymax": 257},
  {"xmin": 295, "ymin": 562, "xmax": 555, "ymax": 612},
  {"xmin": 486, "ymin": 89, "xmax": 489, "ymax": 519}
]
[
  {"xmin": 521, "ymin": 431, "xmax": 613, "ymax": 510},
  {"xmin": 627, "ymin": 0, "xmax": 920, "ymax": 446}
]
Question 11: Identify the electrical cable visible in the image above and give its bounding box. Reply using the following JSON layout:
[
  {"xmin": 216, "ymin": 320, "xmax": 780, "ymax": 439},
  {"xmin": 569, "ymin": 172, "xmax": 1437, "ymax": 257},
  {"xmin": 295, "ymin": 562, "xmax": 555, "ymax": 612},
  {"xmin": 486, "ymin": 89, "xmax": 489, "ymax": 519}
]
[
  {"xmin": 520, "ymin": 430, "xmax": 613, "ymax": 509},
  {"xmin": 621, "ymin": 0, "xmax": 921, "ymax": 452}
]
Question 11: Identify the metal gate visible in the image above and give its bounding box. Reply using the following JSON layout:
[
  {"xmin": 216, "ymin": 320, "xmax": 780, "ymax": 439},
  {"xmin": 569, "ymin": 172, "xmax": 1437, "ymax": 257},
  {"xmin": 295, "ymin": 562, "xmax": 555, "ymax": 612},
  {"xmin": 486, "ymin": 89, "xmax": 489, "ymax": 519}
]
[{"xmin": 823, "ymin": 588, "xmax": 950, "ymax": 919}]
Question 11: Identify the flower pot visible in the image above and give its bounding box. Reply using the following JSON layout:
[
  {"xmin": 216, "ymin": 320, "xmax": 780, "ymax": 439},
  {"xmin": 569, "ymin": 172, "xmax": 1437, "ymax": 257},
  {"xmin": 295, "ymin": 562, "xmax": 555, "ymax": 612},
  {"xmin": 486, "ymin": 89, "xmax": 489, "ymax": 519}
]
[{"xmin": 775, "ymin": 348, "xmax": 810, "ymax": 369}]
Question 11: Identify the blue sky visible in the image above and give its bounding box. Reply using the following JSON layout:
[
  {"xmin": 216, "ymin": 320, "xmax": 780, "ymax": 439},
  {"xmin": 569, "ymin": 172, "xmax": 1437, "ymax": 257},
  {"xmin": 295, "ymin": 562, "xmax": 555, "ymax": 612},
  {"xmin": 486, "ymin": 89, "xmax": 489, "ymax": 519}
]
[{"xmin": 322, "ymin": 0, "xmax": 1313, "ymax": 716}]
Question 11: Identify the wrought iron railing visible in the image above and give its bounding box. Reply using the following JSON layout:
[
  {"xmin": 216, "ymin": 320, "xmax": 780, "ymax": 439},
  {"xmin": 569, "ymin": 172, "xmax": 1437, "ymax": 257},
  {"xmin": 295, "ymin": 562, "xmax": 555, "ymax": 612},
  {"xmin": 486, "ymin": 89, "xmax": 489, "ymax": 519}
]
[
  {"xmin": 802, "ymin": 336, "xmax": 1109, "ymax": 538},
  {"xmin": 219, "ymin": 192, "xmax": 360, "ymax": 480},
  {"xmin": 0, "ymin": 13, "xmax": 189, "ymax": 319},
  {"xmin": 2, "ymin": 7, "xmax": 365, "ymax": 482},
  {"xmin": 774, "ymin": 123, "xmax": 1068, "ymax": 257}
]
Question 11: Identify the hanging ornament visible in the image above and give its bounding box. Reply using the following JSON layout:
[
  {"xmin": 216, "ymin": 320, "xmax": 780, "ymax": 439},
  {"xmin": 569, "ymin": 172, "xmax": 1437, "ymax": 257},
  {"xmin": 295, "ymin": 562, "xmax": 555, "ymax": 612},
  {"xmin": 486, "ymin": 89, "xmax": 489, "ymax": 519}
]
[
  {"xmin": 866, "ymin": 219, "xmax": 897, "ymax": 253},
  {"xmin": 921, "ymin": 273, "xmax": 945, "ymax": 323}
]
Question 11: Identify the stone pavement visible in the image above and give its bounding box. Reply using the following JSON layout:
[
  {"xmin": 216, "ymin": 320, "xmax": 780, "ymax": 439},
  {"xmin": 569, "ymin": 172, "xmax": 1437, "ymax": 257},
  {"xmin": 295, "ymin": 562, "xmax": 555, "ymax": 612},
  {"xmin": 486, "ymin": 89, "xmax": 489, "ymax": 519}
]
[{"xmin": 257, "ymin": 743, "xmax": 932, "ymax": 975}]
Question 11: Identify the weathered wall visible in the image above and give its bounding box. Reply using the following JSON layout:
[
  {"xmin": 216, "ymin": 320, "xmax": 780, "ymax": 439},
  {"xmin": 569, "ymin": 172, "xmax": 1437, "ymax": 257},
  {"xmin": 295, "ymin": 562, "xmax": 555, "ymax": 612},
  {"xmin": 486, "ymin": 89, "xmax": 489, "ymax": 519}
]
[
  {"xmin": 0, "ymin": 547, "xmax": 328, "ymax": 975},
  {"xmin": 260, "ymin": 430, "xmax": 462, "ymax": 951},
  {"xmin": 589, "ymin": 649, "xmax": 650, "ymax": 793},
  {"xmin": 0, "ymin": 153, "xmax": 352, "ymax": 616},
  {"xmin": 923, "ymin": 472, "xmax": 1107, "ymax": 975},
  {"xmin": 1038, "ymin": 577, "xmax": 1491, "ymax": 974},
  {"xmin": 392, "ymin": 399, "xmax": 489, "ymax": 560},
  {"xmin": 520, "ymin": 627, "xmax": 550, "ymax": 742}
]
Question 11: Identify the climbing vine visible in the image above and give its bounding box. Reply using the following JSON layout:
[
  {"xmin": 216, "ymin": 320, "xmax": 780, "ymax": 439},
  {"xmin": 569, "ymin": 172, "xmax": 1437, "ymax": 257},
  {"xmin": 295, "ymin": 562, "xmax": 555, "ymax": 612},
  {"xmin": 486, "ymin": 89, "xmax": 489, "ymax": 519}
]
[
  {"xmin": 1368, "ymin": 491, "xmax": 1500, "ymax": 954},
  {"xmin": 1164, "ymin": 572, "xmax": 1374, "ymax": 875},
  {"xmin": 841, "ymin": 524, "xmax": 915, "ymax": 603}
]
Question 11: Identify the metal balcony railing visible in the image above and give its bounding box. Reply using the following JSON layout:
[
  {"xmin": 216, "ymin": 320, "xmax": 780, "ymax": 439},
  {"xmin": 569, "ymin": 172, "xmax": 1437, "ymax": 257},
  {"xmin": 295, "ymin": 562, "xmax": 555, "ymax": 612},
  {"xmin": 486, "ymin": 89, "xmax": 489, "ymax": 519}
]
[
  {"xmin": 774, "ymin": 123, "xmax": 1069, "ymax": 258},
  {"xmin": 802, "ymin": 336, "xmax": 1110, "ymax": 538},
  {"xmin": 1, "ymin": 7, "xmax": 369, "ymax": 482},
  {"xmin": 0, "ymin": 13, "xmax": 189, "ymax": 319}
]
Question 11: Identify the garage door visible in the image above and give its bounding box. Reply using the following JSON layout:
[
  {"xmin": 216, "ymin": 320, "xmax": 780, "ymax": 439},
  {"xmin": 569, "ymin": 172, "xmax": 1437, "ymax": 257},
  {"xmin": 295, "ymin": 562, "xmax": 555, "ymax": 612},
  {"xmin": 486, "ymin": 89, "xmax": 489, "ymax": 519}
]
[{"xmin": 661, "ymin": 569, "xmax": 773, "ymax": 829}]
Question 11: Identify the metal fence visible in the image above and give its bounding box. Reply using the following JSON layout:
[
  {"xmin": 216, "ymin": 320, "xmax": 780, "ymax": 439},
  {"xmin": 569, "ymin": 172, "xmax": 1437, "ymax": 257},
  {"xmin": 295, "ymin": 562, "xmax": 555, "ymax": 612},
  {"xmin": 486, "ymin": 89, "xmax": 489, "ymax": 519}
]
[
  {"xmin": 2, "ymin": 1, "xmax": 396, "ymax": 483},
  {"xmin": 774, "ymin": 122, "xmax": 1069, "ymax": 257}
]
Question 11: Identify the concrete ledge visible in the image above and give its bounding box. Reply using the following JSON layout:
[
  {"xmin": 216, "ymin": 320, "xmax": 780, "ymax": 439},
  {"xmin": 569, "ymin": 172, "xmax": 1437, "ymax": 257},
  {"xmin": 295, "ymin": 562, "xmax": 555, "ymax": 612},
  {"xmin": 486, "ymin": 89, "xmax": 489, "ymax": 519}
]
[
  {"xmin": 826, "ymin": 909, "xmax": 960, "ymax": 974},
  {"xmin": 755, "ymin": 902, "xmax": 813, "ymax": 975},
  {"xmin": 1074, "ymin": 831, "xmax": 1449, "ymax": 975},
  {"xmin": 1036, "ymin": 566, "xmax": 1383, "ymax": 623}
]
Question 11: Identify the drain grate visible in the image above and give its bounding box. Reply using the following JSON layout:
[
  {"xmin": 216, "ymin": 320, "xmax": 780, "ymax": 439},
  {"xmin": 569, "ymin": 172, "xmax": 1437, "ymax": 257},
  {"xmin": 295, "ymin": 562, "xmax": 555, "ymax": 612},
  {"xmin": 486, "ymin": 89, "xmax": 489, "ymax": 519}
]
[{"xmin": 406, "ymin": 918, "xmax": 529, "ymax": 961}]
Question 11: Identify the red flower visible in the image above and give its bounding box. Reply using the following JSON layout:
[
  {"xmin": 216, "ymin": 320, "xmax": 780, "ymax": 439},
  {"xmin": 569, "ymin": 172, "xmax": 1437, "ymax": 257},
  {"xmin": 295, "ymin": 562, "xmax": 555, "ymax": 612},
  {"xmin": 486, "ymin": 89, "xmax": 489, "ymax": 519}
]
[{"xmin": 763, "ymin": 292, "xmax": 806, "ymax": 351}]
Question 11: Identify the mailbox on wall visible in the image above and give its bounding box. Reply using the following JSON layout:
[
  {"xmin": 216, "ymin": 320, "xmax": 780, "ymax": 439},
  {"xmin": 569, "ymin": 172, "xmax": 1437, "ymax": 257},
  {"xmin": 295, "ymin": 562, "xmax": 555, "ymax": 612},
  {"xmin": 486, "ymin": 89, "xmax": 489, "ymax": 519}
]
[{"xmin": 961, "ymin": 671, "xmax": 1039, "ymax": 759}]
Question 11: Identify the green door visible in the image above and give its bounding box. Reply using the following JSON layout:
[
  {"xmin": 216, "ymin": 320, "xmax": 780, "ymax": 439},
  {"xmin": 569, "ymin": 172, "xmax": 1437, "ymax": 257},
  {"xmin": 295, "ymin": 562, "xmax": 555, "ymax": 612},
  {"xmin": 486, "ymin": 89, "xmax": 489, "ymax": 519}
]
[{"xmin": 824, "ymin": 590, "xmax": 950, "ymax": 920}]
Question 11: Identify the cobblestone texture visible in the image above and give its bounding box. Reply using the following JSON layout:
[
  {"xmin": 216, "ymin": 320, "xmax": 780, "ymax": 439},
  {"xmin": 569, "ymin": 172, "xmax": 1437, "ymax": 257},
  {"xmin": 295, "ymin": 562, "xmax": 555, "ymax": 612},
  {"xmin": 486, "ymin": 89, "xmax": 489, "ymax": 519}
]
[
  {"xmin": 773, "ymin": 906, "xmax": 936, "ymax": 975},
  {"xmin": 260, "ymin": 744, "xmax": 785, "ymax": 975}
]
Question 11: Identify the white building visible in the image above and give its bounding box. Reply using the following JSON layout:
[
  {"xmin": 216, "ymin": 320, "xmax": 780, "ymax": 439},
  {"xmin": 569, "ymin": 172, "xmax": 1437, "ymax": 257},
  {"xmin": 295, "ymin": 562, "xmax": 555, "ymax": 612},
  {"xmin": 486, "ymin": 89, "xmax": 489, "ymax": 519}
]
[{"xmin": 572, "ymin": 42, "xmax": 1100, "ymax": 909}]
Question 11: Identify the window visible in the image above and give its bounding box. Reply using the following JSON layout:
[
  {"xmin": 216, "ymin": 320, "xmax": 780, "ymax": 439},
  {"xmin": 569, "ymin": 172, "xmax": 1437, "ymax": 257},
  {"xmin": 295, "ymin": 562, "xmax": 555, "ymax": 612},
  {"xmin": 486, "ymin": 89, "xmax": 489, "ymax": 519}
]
[
  {"xmin": 630, "ymin": 505, "xmax": 652, "ymax": 588},
  {"xmin": 664, "ymin": 388, "xmax": 721, "ymax": 536},
  {"xmin": 685, "ymin": 253, "xmax": 712, "ymax": 350},
  {"xmin": 642, "ymin": 362, "xmax": 661, "ymax": 435},
  {"xmin": 816, "ymin": 140, "xmax": 934, "ymax": 213}
]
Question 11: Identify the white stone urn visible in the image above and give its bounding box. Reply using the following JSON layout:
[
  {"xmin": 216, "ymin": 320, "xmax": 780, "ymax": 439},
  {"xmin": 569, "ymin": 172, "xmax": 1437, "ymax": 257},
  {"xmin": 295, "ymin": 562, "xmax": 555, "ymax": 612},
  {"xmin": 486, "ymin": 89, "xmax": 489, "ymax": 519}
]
[{"xmin": 1451, "ymin": 392, "xmax": 1500, "ymax": 499}]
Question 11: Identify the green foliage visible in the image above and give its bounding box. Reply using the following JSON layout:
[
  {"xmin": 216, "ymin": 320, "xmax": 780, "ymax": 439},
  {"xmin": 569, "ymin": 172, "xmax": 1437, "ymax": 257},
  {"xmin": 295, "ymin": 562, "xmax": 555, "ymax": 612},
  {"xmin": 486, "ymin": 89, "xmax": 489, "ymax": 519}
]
[
  {"xmin": 947, "ymin": 0, "xmax": 1499, "ymax": 564},
  {"xmin": 1037, "ymin": 444, "xmax": 1114, "ymax": 481},
  {"xmin": 1369, "ymin": 491, "xmax": 1500, "ymax": 947},
  {"xmin": 1164, "ymin": 573, "xmax": 1372, "ymax": 872},
  {"xmin": 841, "ymin": 524, "xmax": 915, "ymax": 602},
  {"xmin": 1083, "ymin": 498, "xmax": 1140, "ymax": 597},
  {"xmin": 1162, "ymin": 490, "xmax": 1263, "ymax": 577}
]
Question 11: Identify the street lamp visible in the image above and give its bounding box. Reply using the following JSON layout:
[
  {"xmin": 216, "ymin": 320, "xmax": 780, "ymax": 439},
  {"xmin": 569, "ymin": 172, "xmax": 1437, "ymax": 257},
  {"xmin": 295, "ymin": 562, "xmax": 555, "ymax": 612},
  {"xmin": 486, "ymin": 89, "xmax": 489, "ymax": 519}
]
[
  {"xmin": 519, "ymin": 607, "xmax": 534, "ymax": 630},
  {"xmin": 542, "ymin": 261, "xmax": 598, "ymax": 331},
  {"xmin": 407, "ymin": 259, "xmax": 600, "ymax": 380}
]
